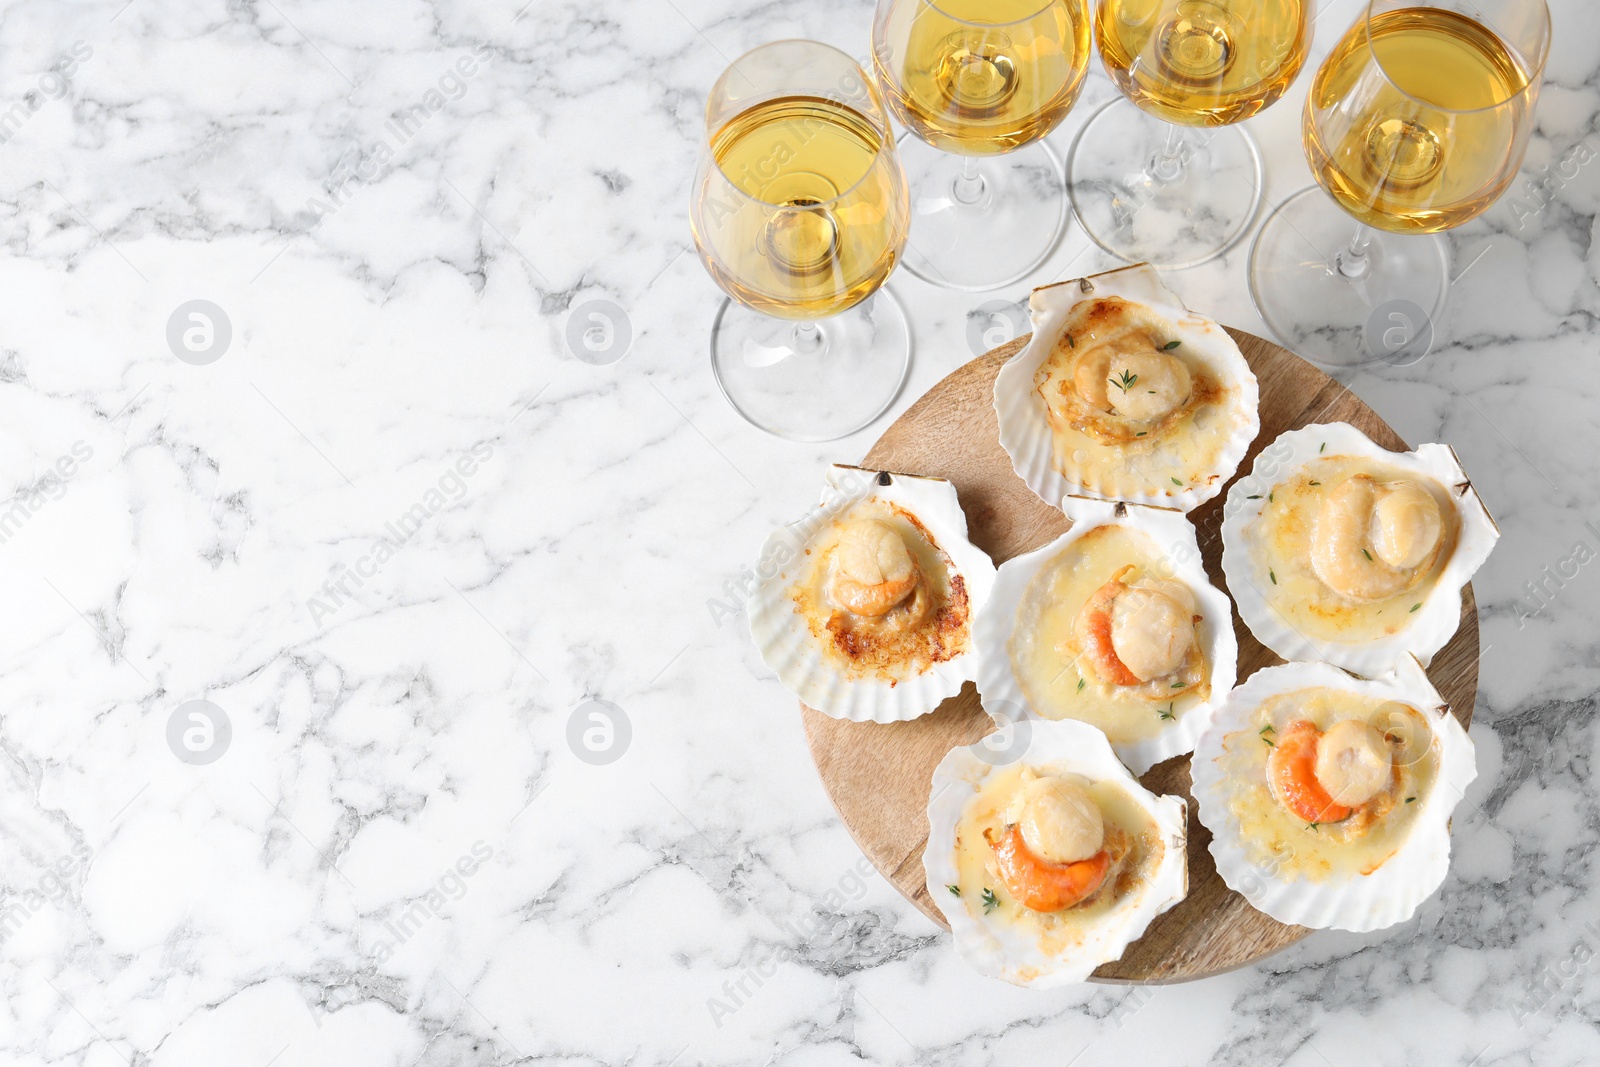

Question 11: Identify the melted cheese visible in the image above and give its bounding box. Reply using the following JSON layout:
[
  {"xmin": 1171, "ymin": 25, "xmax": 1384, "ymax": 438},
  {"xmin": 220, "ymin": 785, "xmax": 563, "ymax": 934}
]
[
  {"xmin": 1034, "ymin": 297, "xmax": 1242, "ymax": 500},
  {"xmin": 1011, "ymin": 525, "xmax": 1209, "ymax": 743},
  {"xmin": 790, "ymin": 499, "xmax": 970, "ymax": 681},
  {"xmin": 952, "ymin": 765, "xmax": 1162, "ymax": 955},
  {"xmin": 1216, "ymin": 687, "xmax": 1439, "ymax": 880},
  {"xmin": 1246, "ymin": 457, "xmax": 1458, "ymax": 642}
]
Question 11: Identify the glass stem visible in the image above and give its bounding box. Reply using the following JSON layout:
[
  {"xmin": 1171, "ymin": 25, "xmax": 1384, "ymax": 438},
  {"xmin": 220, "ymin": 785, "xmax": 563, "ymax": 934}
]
[
  {"xmin": 1149, "ymin": 125, "xmax": 1185, "ymax": 183},
  {"xmin": 953, "ymin": 156, "xmax": 986, "ymax": 205},
  {"xmin": 1336, "ymin": 225, "xmax": 1374, "ymax": 281},
  {"xmin": 792, "ymin": 321, "xmax": 825, "ymax": 356}
]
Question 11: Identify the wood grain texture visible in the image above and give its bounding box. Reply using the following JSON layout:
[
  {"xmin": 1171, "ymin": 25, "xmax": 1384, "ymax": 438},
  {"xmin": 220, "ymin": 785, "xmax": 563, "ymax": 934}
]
[{"xmin": 801, "ymin": 328, "xmax": 1481, "ymax": 984}]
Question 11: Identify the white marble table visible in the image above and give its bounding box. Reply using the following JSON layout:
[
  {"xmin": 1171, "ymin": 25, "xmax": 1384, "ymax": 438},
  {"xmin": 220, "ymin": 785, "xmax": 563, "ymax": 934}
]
[{"xmin": 1, "ymin": 0, "xmax": 1596, "ymax": 1063}]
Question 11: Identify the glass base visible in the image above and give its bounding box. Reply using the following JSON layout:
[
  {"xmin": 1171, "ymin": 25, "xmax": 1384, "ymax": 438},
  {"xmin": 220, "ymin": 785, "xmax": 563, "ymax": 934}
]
[
  {"xmin": 1248, "ymin": 186, "xmax": 1449, "ymax": 369},
  {"xmin": 709, "ymin": 288, "xmax": 911, "ymax": 442},
  {"xmin": 1067, "ymin": 97, "xmax": 1263, "ymax": 269},
  {"xmin": 896, "ymin": 135, "xmax": 1068, "ymax": 292}
]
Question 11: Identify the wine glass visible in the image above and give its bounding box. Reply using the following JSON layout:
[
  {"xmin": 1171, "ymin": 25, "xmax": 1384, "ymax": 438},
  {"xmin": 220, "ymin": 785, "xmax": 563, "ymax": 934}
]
[
  {"xmin": 872, "ymin": 0, "xmax": 1092, "ymax": 291},
  {"xmin": 1067, "ymin": 0, "xmax": 1312, "ymax": 268},
  {"xmin": 689, "ymin": 41, "xmax": 912, "ymax": 441},
  {"xmin": 1248, "ymin": 0, "xmax": 1550, "ymax": 368}
]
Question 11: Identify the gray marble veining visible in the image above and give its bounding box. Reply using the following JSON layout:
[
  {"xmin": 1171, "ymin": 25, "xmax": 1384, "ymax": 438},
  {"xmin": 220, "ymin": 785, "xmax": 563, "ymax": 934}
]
[{"xmin": 1, "ymin": 0, "xmax": 1597, "ymax": 1063}]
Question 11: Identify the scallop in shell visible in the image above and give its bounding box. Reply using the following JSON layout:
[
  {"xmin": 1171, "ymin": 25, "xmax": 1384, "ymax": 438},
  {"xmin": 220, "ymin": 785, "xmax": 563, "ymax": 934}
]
[
  {"xmin": 994, "ymin": 263, "xmax": 1259, "ymax": 512},
  {"xmin": 975, "ymin": 496, "xmax": 1238, "ymax": 774},
  {"xmin": 1191, "ymin": 656, "xmax": 1475, "ymax": 932},
  {"xmin": 925, "ymin": 717, "xmax": 1188, "ymax": 986},
  {"xmin": 748, "ymin": 464, "xmax": 996, "ymax": 722},
  {"xmin": 1220, "ymin": 423, "xmax": 1498, "ymax": 676}
]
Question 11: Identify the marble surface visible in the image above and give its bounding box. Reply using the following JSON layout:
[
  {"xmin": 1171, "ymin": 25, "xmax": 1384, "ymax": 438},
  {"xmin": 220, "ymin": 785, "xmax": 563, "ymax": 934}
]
[{"xmin": 1, "ymin": 0, "xmax": 1597, "ymax": 1063}]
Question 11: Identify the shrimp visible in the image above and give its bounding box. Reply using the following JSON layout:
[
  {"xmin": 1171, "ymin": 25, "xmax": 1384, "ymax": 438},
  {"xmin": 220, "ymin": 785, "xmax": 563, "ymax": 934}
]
[
  {"xmin": 827, "ymin": 519, "xmax": 920, "ymax": 617},
  {"xmin": 1070, "ymin": 566, "xmax": 1142, "ymax": 687},
  {"xmin": 1069, "ymin": 566, "xmax": 1199, "ymax": 690},
  {"xmin": 984, "ymin": 823, "xmax": 1110, "ymax": 912},
  {"xmin": 1267, "ymin": 720, "xmax": 1352, "ymax": 825},
  {"xmin": 1310, "ymin": 475, "xmax": 1443, "ymax": 601}
]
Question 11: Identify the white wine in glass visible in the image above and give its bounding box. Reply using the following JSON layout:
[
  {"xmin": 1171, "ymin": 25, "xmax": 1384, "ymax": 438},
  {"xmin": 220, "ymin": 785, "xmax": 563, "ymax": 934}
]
[
  {"xmin": 873, "ymin": 0, "xmax": 1091, "ymax": 291},
  {"xmin": 1068, "ymin": 0, "xmax": 1311, "ymax": 268},
  {"xmin": 1096, "ymin": 0, "xmax": 1309, "ymax": 124},
  {"xmin": 690, "ymin": 42, "xmax": 912, "ymax": 440},
  {"xmin": 1248, "ymin": 0, "xmax": 1549, "ymax": 367},
  {"xmin": 1306, "ymin": 7, "xmax": 1531, "ymax": 232}
]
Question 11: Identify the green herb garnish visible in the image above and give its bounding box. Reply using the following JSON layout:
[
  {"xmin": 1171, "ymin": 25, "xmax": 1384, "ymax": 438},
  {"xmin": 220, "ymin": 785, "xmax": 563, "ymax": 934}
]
[
  {"xmin": 1405, "ymin": 797, "xmax": 1416, "ymax": 804},
  {"xmin": 1111, "ymin": 369, "xmax": 1138, "ymax": 392},
  {"xmin": 1077, "ymin": 677, "xmax": 1086, "ymax": 693},
  {"xmin": 1247, "ymin": 494, "xmax": 1261, "ymax": 499},
  {"xmin": 1158, "ymin": 704, "xmax": 1175, "ymax": 721},
  {"xmin": 1362, "ymin": 548, "xmax": 1373, "ymax": 561},
  {"xmin": 1162, "ymin": 339, "xmax": 1181, "ymax": 350},
  {"xmin": 947, "ymin": 884, "xmax": 961, "ymax": 897},
  {"xmin": 981, "ymin": 888, "xmax": 1000, "ymax": 914},
  {"xmin": 1307, "ymin": 822, "xmax": 1321, "ymax": 832},
  {"xmin": 1269, "ymin": 569, "xmax": 1277, "ymax": 585},
  {"xmin": 1319, "ymin": 442, "xmax": 1326, "ymax": 453},
  {"xmin": 1171, "ymin": 477, "xmax": 1183, "ymax": 487},
  {"xmin": 1171, "ymin": 680, "xmax": 1186, "ymax": 689},
  {"xmin": 1410, "ymin": 603, "xmax": 1421, "ymax": 612},
  {"xmin": 1268, "ymin": 491, "xmax": 1274, "ymax": 503},
  {"xmin": 1066, "ymin": 333, "xmax": 1075, "ymax": 348}
]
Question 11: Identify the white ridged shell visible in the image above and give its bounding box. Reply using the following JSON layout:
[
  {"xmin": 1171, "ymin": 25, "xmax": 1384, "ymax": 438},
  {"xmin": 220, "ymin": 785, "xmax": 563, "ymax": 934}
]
[
  {"xmin": 974, "ymin": 496, "xmax": 1238, "ymax": 774},
  {"xmin": 747, "ymin": 465, "xmax": 996, "ymax": 722},
  {"xmin": 993, "ymin": 263, "xmax": 1259, "ymax": 513},
  {"xmin": 1219, "ymin": 422, "xmax": 1499, "ymax": 676},
  {"xmin": 924, "ymin": 718, "xmax": 1188, "ymax": 986},
  {"xmin": 1191, "ymin": 656, "xmax": 1476, "ymax": 932}
]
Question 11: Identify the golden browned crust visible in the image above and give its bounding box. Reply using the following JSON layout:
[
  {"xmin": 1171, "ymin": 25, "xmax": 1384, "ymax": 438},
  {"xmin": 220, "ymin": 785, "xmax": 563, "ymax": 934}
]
[
  {"xmin": 1034, "ymin": 297, "xmax": 1224, "ymax": 447},
  {"xmin": 791, "ymin": 504, "xmax": 973, "ymax": 684},
  {"xmin": 824, "ymin": 573, "xmax": 970, "ymax": 683}
]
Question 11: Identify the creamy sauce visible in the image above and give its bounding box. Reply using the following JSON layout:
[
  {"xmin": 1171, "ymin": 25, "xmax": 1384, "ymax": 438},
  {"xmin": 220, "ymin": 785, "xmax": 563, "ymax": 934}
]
[
  {"xmin": 1216, "ymin": 687, "xmax": 1439, "ymax": 879},
  {"xmin": 1247, "ymin": 457, "xmax": 1457, "ymax": 641},
  {"xmin": 952, "ymin": 765, "xmax": 1163, "ymax": 954},
  {"xmin": 790, "ymin": 499, "xmax": 969, "ymax": 681},
  {"xmin": 1011, "ymin": 525, "xmax": 1210, "ymax": 743},
  {"xmin": 1034, "ymin": 298, "xmax": 1243, "ymax": 500}
]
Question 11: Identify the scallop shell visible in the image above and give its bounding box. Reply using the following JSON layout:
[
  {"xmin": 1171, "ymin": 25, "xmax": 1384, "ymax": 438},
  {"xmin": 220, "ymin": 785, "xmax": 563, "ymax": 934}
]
[
  {"xmin": 1191, "ymin": 656, "xmax": 1476, "ymax": 932},
  {"xmin": 748, "ymin": 464, "xmax": 996, "ymax": 723},
  {"xmin": 994, "ymin": 262, "xmax": 1259, "ymax": 513},
  {"xmin": 975, "ymin": 496, "xmax": 1238, "ymax": 774},
  {"xmin": 1220, "ymin": 422, "xmax": 1498, "ymax": 676},
  {"xmin": 924, "ymin": 717, "xmax": 1187, "ymax": 986}
]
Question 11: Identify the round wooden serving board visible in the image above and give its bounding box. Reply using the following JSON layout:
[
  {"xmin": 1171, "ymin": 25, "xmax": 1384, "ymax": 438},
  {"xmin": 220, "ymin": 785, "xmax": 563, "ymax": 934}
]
[{"xmin": 801, "ymin": 328, "xmax": 1480, "ymax": 984}]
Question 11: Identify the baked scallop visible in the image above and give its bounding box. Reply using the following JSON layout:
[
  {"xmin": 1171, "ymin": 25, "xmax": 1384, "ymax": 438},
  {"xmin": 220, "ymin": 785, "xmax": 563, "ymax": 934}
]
[
  {"xmin": 1191, "ymin": 656, "xmax": 1475, "ymax": 931},
  {"xmin": 1220, "ymin": 423, "xmax": 1498, "ymax": 676},
  {"xmin": 975, "ymin": 497, "xmax": 1237, "ymax": 773},
  {"xmin": 994, "ymin": 263, "xmax": 1259, "ymax": 512},
  {"xmin": 925, "ymin": 718, "xmax": 1187, "ymax": 986},
  {"xmin": 748, "ymin": 464, "xmax": 996, "ymax": 722}
]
